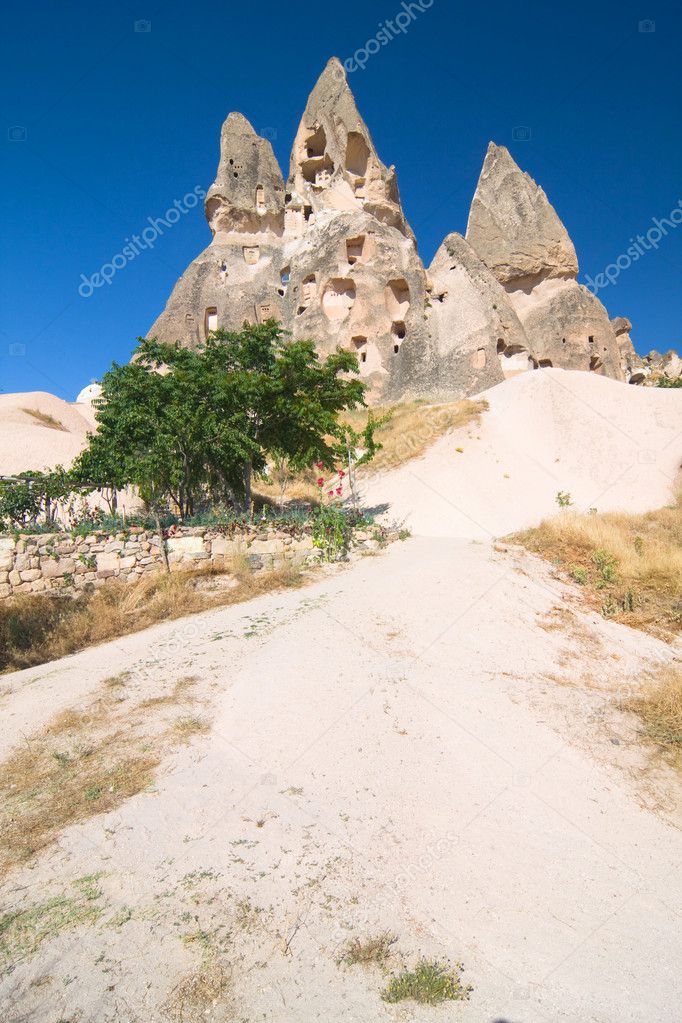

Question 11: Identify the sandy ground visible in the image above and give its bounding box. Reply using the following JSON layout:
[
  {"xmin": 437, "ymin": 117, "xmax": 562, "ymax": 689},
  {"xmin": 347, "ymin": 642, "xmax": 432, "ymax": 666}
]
[
  {"xmin": 362, "ymin": 369, "xmax": 682, "ymax": 538},
  {"xmin": 1, "ymin": 370, "xmax": 681, "ymax": 1022},
  {"xmin": 0, "ymin": 392, "xmax": 96, "ymax": 475}
]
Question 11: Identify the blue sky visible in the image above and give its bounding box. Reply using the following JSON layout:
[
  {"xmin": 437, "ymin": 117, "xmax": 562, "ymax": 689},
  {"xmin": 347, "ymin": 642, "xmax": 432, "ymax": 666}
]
[{"xmin": 1, "ymin": 0, "xmax": 680, "ymax": 400}]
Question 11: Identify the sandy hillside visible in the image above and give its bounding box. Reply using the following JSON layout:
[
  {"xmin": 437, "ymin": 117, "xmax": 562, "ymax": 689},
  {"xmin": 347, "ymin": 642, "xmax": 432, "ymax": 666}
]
[
  {"xmin": 362, "ymin": 368, "xmax": 682, "ymax": 538},
  {"xmin": 0, "ymin": 370, "xmax": 681, "ymax": 1022},
  {"xmin": 0, "ymin": 391, "xmax": 96, "ymax": 475}
]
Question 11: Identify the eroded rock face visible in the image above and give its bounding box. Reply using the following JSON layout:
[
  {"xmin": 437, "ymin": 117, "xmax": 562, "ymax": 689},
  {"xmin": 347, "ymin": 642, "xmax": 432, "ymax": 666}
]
[
  {"xmin": 411, "ymin": 233, "xmax": 533, "ymax": 398},
  {"xmin": 280, "ymin": 210, "xmax": 428, "ymax": 401},
  {"xmin": 505, "ymin": 277, "xmax": 625, "ymax": 379},
  {"xmin": 146, "ymin": 59, "xmax": 674, "ymax": 402},
  {"xmin": 286, "ymin": 57, "xmax": 413, "ymax": 240},
  {"xmin": 147, "ymin": 113, "xmax": 286, "ymax": 346},
  {"xmin": 466, "ymin": 143, "xmax": 578, "ymax": 287},
  {"xmin": 465, "ymin": 144, "xmax": 625, "ymax": 382},
  {"xmin": 206, "ymin": 112, "xmax": 285, "ymax": 238}
]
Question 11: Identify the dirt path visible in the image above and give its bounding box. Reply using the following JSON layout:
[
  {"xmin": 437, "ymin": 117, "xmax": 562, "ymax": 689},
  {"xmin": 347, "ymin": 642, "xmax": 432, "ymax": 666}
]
[{"xmin": 1, "ymin": 537, "xmax": 680, "ymax": 1023}]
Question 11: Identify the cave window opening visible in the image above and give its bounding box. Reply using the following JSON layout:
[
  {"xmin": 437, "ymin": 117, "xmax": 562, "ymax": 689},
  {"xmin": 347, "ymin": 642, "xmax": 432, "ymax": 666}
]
[
  {"xmin": 205, "ymin": 307, "xmax": 218, "ymax": 337},
  {"xmin": 352, "ymin": 336, "xmax": 368, "ymax": 364}
]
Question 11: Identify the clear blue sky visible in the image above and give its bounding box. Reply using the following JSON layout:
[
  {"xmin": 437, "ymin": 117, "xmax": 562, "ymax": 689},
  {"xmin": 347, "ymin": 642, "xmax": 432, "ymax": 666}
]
[{"xmin": 1, "ymin": 0, "xmax": 680, "ymax": 400}]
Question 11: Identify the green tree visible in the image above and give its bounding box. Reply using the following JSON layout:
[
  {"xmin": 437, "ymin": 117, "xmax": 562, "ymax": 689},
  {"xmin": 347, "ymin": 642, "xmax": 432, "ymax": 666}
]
[{"xmin": 74, "ymin": 321, "xmax": 367, "ymax": 519}]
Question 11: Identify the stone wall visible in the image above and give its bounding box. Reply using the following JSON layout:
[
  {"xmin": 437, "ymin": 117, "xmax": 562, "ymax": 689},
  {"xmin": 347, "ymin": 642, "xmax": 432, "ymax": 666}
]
[{"xmin": 0, "ymin": 524, "xmax": 326, "ymax": 600}]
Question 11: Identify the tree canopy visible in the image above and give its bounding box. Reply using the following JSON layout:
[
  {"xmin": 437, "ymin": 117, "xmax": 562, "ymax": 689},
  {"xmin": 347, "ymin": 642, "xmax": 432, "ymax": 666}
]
[{"xmin": 73, "ymin": 321, "xmax": 368, "ymax": 517}]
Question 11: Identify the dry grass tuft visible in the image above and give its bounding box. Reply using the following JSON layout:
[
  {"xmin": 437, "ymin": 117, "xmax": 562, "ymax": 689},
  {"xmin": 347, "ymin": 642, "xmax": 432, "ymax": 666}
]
[
  {"xmin": 162, "ymin": 957, "xmax": 232, "ymax": 1022},
  {"xmin": 624, "ymin": 667, "xmax": 682, "ymax": 772},
  {"xmin": 0, "ymin": 673, "xmax": 206, "ymax": 875},
  {"xmin": 0, "ymin": 559, "xmax": 305, "ymax": 675},
  {"xmin": 339, "ymin": 931, "xmax": 397, "ymax": 969},
  {"xmin": 21, "ymin": 407, "xmax": 68, "ymax": 432},
  {"xmin": 514, "ymin": 499, "xmax": 682, "ymax": 638}
]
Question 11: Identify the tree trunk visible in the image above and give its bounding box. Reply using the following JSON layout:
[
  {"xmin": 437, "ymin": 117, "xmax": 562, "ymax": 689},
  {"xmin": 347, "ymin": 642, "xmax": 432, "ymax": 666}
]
[
  {"xmin": 155, "ymin": 512, "xmax": 171, "ymax": 574},
  {"xmin": 243, "ymin": 460, "xmax": 253, "ymax": 519}
]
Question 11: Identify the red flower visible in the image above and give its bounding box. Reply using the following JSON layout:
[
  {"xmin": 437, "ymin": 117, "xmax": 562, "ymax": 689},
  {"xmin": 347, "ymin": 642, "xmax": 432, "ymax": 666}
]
[
  {"xmin": 336, "ymin": 487, "xmax": 343, "ymax": 496},
  {"xmin": 316, "ymin": 462, "xmax": 325, "ymax": 470},
  {"xmin": 338, "ymin": 470, "xmax": 346, "ymax": 478},
  {"xmin": 317, "ymin": 478, "xmax": 325, "ymax": 487},
  {"xmin": 328, "ymin": 490, "xmax": 334, "ymax": 497}
]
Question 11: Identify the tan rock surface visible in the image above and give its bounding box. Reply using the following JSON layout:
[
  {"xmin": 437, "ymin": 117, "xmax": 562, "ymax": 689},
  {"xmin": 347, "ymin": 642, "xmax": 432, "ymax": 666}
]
[{"xmin": 466, "ymin": 142, "xmax": 579, "ymax": 286}]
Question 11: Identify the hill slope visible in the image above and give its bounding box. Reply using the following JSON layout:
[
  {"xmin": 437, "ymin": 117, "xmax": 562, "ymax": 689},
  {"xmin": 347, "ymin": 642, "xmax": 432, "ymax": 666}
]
[{"xmin": 362, "ymin": 369, "xmax": 682, "ymax": 538}]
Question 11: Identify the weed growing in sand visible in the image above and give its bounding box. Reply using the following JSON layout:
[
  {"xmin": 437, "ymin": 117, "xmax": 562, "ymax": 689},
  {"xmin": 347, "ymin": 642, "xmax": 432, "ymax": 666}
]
[
  {"xmin": 556, "ymin": 491, "xmax": 573, "ymax": 508},
  {"xmin": 0, "ymin": 875, "xmax": 105, "ymax": 974},
  {"xmin": 339, "ymin": 932, "xmax": 397, "ymax": 969},
  {"xmin": 381, "ymin": 958, "xmax": 473, "ymax": 1005}
]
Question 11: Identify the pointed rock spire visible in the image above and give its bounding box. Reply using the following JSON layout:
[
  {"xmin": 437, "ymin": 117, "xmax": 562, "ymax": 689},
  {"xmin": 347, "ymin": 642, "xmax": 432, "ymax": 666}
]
[
  {"xmin": 466, "ymin": 143, "xmax": 578, "ymax": 285},
  {"xmin": 205, "ymin": 112, "xmax": 285, "ymax": 237},
  {"xmin": 286, "ymin": 57, "xmax": 413, "ymax": 238}
]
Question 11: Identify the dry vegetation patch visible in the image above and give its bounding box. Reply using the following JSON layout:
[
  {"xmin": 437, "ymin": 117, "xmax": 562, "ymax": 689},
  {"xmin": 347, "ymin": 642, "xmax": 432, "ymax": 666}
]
[
  {"xmin": 0, "ymin": 559, "xmax": 304, "ymax": 674},
  {"xmin": 0, "ymin": 675, "xmax": 204, "ymax": 875},
  {"xmin": 514, "ymin": 500, "xmax": 682, "ymax": 638},
  {"xmin": 345, "ymin": 399, "xmax": 488, "ymax": 475},
  {"xmin": 624, "ymin": 667, "xmax": 682, "ymax": 773},
  {"xmin": 162, "ymin": 957, "xmax": 233, "ymax": 1023},
  {"xmin": 338, "ymin": 932, "xmax": 397, "ymax": 969}
]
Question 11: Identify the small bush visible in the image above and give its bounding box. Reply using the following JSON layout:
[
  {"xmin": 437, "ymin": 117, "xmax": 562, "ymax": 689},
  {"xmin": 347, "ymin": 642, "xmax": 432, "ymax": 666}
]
[
  {"xmin": 556, "ymin": 491, "xmax": 573, "ymax": 508},
  {"xmin": 381, "ymin": 958, "xmax": 473, "ymax": 1005}
]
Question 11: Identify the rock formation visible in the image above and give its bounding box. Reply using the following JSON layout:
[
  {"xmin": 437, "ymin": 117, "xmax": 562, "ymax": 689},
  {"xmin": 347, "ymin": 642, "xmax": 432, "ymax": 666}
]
[
  {"xmin": 466, "ymin": 143, "xmax": 625, "ymax": 382},
  {"xmin": 146, "ymin": 58, "xmax": 679, "ymax": 401}
]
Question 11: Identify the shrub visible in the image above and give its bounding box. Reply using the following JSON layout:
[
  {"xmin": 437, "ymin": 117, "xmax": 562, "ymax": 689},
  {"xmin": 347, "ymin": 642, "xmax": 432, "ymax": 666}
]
[{"xmin": 381, "ymin": 959, "xmax": 472, "ymax": 1005}]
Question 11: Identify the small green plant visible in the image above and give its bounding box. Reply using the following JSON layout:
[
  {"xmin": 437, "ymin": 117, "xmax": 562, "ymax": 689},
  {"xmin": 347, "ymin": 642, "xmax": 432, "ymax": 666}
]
[
  {"xmin": 556, "ymin": 491, "xmax": 573, "ymax": 508},
  {"xmin": 78, "ymin": 554, "xmax": 96, "ymax": 570},
  {"xmin": 592, "ymin": 548, "xmax": 618, "ymax": 588},
  {"xmin": 312, "ymin": 504, "xmax": 352, "ymax": 562},
  {"xmin": 571, "ymin": 566, "xmax": 589, "ymax": 585},
  {"xmin": 381, "ymin": 958, "xmax": 472, "ymax": 1005},
  {"xmin": 398, "ymin": 528, "xmax": 412, "ymax": 542}
]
